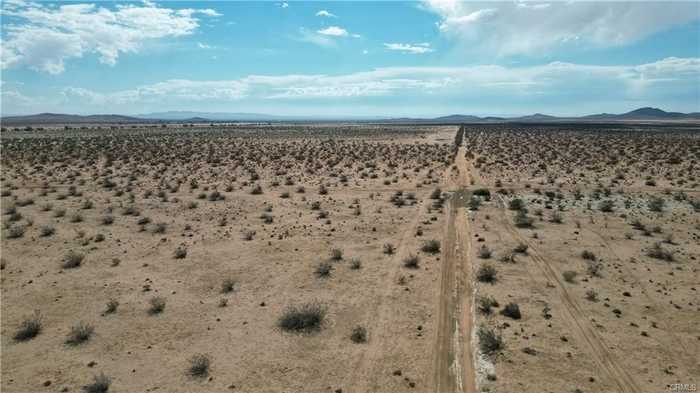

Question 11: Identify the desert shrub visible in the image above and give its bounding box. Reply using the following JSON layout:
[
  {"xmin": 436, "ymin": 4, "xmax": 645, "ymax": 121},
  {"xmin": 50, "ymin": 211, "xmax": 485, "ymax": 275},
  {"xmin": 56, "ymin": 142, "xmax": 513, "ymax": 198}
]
[
  {"xmin": 421, "ymin": 239, "xmax": 441, "ymax": 254},
  {"xmin": 350, "ymin": 326, "xmax": 368, "ymax": 343},
  {"xmin": 549, "ymin": 211, "xmax": 563, "ymax": 223},
  {"xmin": 477, "ymin": 324, "xmax": 504, "ymax": 355},
  {"xmin": 330, "ymin": 248, "xmax": 343, "ymax": 261},
  {"xmin": 429, "ymin": 188, "xmax": 442, "ymax": 200},
  {"xmin": 581, "ymin": 250, "xmax": 596, "ymax": 261},
  {"xmin": 478, "ymin": 245, "xmax": 492, "ymax": 259},
  {"xmin": 221, "ymin": 278, "xmax": 236, "ymax": 293},
  {"xmin": 586, "ymin": 260, "xmax": 603, "ymax": 277},
  {"xmin": 250, "ymin": 184, "xmax": 263, "ymax": 195},
  {"xmin": 508, "ymin": 198, "xmax": 524, "ymax": 211},
  {"xmin": 83, "ymin": 373, "xmax": 111, "ymax": 393},
  {"xmin": 137, "ymin": 217, "xmax": 151, "ymax": 226},
  {"xmin": 105, "ymin": 299, "xmax": 119, "ymax": 314},
  {"xmin": 242, "ymin": 230, "xmax": 255, "ymax": 240},
  {"xmin": 349, "ymin": 258, "xmax": 362, "ymax": 270},
  {"xmin": 62, "ymin": 251, "xmax": 84, "ymax": 269},
  {"xmin": 473, "ymin": 188, "xmax": 491, "ymax": 200},
  {"xmin": 468, "ymin": 196, "xmax": 481, "ymax": 210},
  {"xmin": 585, "ymin": 289, "xmax": 598, "ymax": 302},
  {"xmin": 54, "ymin": 208, "xmax": 66, "ymax": 218},
  {"xmin": 188, "ymin": 354, "xmax": 210, "ymax": 378},
  {"xmin": 477, "ymin": 264, "xmax": 497, "ymax": 283},
  {"xmin": 514, "ymin": 209, "xmax": 533, "ymax": 228},
  {"xmin": 173, "ymin": 246, "xmax": 187, "ymax": 259},
  {"xmin": 148, "ymin": 297, "xmax": 166, "ymax": 315},
  {"xmin": 66, "ymin": 321, "xmax": 94, "ymax": 345},
  {"xmin": 14, "ymin": 311, "xmax": 42, "ymax": 341},
  {"xmin": 278, "ymin": 302, "xmax": 326, "ymax": 333},
  {"xmin": 39, "ymin": 225, "xmax": 55, "ymax": 237},
  {"xmin": 383, "ymin": 243, "xmax": 395, "ymax": 255},
  {"xmin": 500, "ymin": 303, "xmax": 521, "ymax": 319},
  {"xmin": 187, "ymin": 201, "xmax": 198, "ymax": 209},
  {"xmin": 648, "ymin": 197, "xmax": 665, "ymax": 212},
  {"xmin": 647, "ymin": 242, "xmax": 674, "ymax": 261},
  {"xmin": 477, "ymin": 295, "xmax": 499, "ymax": 315},
  {"xmin": 513, "ymin": 243, "xmax": 528, "ymax": 254},
  {"xmin": 94, "ymin": 233, "xmax": 105, "ymax": 242},
  {"xmin": 403, "ymin": 254, "xmax": 420, "ymax": 269},
  {"xmin": 315, "ymin": 261, "xmax": 333, "ymax": 277},
  {"xmin": 100, "ymin": 215, "xmax": 114, "ymax": 225},
  {"xmin": 563, "ymin": 270, "xmax": 578, "ymax": 283},
  {"xmin": 150, "ymin": 222, "xmax": 166, "ymax": 234},
  {"xmin": 598, "ymin": 200, "xmax": 615, "ymax": 212},
  {"xmin": 6, "ymin": 225, "xmax": 25, "ymax": 239}
]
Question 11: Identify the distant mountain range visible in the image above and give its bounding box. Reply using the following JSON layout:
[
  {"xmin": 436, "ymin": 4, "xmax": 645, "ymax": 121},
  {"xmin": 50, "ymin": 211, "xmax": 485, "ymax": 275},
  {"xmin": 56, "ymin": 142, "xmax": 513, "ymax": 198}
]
[
  {"xmin": 2, "ymin": 107, "xmax": 699, "ymax": 126},
  {"xmin": 398, "ymin": 107, "xmax": 700, "ymax": 123}
]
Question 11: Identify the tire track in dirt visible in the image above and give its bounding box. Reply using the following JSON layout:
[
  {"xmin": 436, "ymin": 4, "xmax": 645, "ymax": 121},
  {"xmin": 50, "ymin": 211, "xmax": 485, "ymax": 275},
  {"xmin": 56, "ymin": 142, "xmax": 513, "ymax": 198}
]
[
  {"xmin": 585, "ymin": 227, "xmax": 698, "ymax": 369},
  {"xmin": 432, "ymin": 144, "xmax": 477, "ymax": 393},
  {"xmin": 497, "ymin": 200, "xmax": 641, "ymax": 393},
  {"xmin": 345, "ymin": 197, "xmax": 428, "ymax": 392}
]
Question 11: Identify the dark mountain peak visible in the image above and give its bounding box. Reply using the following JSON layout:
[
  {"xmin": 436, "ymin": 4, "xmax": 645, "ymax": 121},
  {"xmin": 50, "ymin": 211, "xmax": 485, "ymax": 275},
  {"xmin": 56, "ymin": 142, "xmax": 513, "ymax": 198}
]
[{"xmin": 626, "ymin": 107, "xmax": 667, "ymax": 116}]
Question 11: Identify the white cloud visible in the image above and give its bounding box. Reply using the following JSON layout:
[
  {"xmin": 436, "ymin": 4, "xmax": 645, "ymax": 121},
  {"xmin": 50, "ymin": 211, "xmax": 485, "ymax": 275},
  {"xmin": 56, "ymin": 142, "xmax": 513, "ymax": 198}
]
[
  {"xmin": 1, "ymin": 2, "xmax": 220, "ymax": 74},
  {"xmin": 197, "ymin": 42, "xmax": 213, "ymax": 49},
  {"xmin": 296, "ymin": 28, "xmax": 336, "ymax": 48},
  {"xmin": 423, "ymin": 0, "xmax": 699, "ymax": 56},
  {"xmin": 52, "ymin": 57, "xmax": 699, "ymax": 102},
  {"xmin": 384, "ymin": 43, "xmax": 434, "ymax": 54},
  {"xmin": 316, "ymin": 10, "xmax": 336, "ymax": 18},
  {"xmin": 317, "ymin": 26, "xmax": 348, "ymax": 37},
  {"xmin": 280, "ymin": 2, "xmax": 289, "ymax": 9}
]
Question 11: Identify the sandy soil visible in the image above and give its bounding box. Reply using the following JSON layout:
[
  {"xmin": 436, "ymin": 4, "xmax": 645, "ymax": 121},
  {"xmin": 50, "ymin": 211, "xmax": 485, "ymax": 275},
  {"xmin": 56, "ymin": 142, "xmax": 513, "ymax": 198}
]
[{"xmin": 2, "ymin": 122, "xmax": 698, "ymax": 393}]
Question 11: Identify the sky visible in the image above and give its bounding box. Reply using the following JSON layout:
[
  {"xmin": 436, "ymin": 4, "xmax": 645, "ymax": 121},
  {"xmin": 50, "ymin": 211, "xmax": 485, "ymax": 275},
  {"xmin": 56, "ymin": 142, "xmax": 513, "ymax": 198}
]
[{"xmin": 1, "ymin": 0, "xmax": 699, "ymax": 118}]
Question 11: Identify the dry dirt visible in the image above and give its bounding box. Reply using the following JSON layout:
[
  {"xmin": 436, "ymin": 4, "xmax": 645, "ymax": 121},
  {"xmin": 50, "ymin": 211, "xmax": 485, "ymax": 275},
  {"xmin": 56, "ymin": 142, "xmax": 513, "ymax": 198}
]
[{"xmin": 2, "ymin": 122, "xmax": 699, "ymax": 393}]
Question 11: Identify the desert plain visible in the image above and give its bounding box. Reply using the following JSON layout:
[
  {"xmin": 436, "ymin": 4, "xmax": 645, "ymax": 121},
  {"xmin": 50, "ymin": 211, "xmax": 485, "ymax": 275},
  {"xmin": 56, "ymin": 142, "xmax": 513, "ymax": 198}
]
[{"xmin": 1, "ymin": 122, "xmax": 698, "ymax": 393}]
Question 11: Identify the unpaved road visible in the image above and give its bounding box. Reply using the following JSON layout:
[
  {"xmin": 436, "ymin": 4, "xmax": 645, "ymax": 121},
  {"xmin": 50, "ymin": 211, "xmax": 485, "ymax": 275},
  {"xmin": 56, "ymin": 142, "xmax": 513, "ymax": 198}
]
[{"xmin": 432, "ymin": 144, "xmax": 477, "ymax": 393}]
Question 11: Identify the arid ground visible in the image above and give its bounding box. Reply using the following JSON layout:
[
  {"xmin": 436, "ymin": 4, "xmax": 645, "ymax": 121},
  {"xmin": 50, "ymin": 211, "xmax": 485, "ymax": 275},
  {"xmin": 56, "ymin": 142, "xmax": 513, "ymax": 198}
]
[{"xmin": 2, "ymin": 123, "xmax": 699, "ymax": 393}]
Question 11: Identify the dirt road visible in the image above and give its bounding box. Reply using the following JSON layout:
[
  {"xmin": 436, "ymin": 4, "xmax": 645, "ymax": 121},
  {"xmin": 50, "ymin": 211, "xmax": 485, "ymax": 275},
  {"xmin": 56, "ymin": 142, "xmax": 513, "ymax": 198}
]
[{"xmin": 432, "ymin": 145, "xmax": 477, "ymax": 393}]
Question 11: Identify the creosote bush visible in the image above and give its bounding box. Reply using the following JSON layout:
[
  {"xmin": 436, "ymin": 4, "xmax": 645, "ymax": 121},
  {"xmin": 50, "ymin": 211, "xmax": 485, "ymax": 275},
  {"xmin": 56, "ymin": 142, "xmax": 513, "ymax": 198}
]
[
  {"xmin": 188, "ymin": 354, "xmax": 211, "ymax": 378},
  {"xmin": 383, "ymin": 243, "xmax": 395, "ymax": 255},
  {"xmin": 62, "ymin": 251, "xmax": 84, "ymax": 269},
  {"xmin": 500, "ymin": 302, "xmax": 521, "ymax": 319},
  {"xmin": 278, "ymin": 302, "xmax": 326, "ymax": 333},
  {"xmin": 477, "ymin": 324, "xmax": 504, "ymax": 355},
  {"xmin": 350, "ymin": 326, "xmax": 368, "ymax": 343},
  {"xmin": 14, "ymin": 311, "xmax": 42, "ymax": 341},
  {"xmin": 330, "ymin": 248, "xmax": 343, "ymax": 261},
  {"xmin": 148, "ymin": 297, "xmax": 166, "ymax": 315},
  {"xmin": 563, "ymin": 270, "xmax": 578, "ymax": 283},
  {"xmin": 83, "ymin": 373, "xmax": 111, "ymax": 393},
  {"xmin": 647, "ymin": 242, "xmax": 674, "ymax": 261},
  {"xmin": 402, "ymin": 254, "xmax": 420, "ymax": 269},
  {"xmin": 221, "ymin": 278, "xmax": 236, "ymax": 293},
  {"xmin": 477, "ymin": 264, "xmax": 497, "ymax": 283},
  {"xmin": 477, "ymin": 295, "xmax": 499, "ymax": 315},
  {"xmin": 66, "ymin": 321, "xmax": 94, "ymax": 345},
  {"xmin": 421, "ymin": 239, "xmax": 441, "ymax": 254},
  {"xmin": 315, "ymin": 261, "xmax": 333, "ymax": 277}
]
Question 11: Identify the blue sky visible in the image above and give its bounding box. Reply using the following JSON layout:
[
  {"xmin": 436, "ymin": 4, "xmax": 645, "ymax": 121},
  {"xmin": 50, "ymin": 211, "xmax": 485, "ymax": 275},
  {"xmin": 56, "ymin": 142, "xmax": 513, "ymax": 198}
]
[{"xmin": 1, "ymin": 0, "xmax": 699, "ymax": 117}]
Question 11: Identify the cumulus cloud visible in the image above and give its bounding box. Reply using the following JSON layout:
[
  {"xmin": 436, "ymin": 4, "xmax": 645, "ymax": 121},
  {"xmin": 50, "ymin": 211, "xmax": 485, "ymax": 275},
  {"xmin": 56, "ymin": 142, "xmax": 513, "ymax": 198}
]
[
  {"xmin": 1, "ymin": 1, "xmax": 220, "ymax": 74},
  {"xmin": 316, "ymin": 10, "xmax": 336, "ymax": 18},
  {"xmin": 384, "ymin": 43, "xmax": 434, "ymax": 54},
  {"xmin": 317, "ymin": 26, "xmax": 349, "ymax": 37},
  {"xmin": 423, "ymin": 0, "xmax": 699, "ymax": 56}
]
